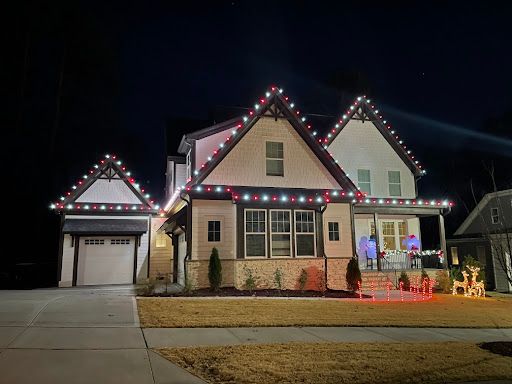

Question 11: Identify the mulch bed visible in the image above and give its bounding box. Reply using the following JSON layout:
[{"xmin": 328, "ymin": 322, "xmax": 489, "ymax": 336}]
[
  {"xmin": 479, "ymin": 342, "xmax": 512, "ymax": 357},
  {"xmin": 145, "ymin": 287, "xmax": 368, "ymax": 298}
]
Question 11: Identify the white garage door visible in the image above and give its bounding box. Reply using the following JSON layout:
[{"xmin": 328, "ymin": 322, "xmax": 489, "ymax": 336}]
[{"xmin": 77, "ymin": 236, "xmax": 135, "ymax": 285}]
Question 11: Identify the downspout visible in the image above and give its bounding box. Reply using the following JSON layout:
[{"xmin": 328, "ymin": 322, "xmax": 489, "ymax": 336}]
[
  {"xmin": 179, "ymin": 192, "xmax": 191, "ymax": 287},
  {"xmin": 320, "ymin": 204, "xmax": 328, "ymax": 290}
]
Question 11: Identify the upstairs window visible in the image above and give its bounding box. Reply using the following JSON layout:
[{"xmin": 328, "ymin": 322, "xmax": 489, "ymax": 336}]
[
  {"xmin": 388, "ymin": 171, "xmax": 402, "ymax": 196},
  {"xmin": 491, "ymin": 207, "xmax": 499, "ymax": 224},
  {"xmin": 357, "ymin": 169, "xmax": 371, "ymax": 195},
  {"xmin": 207, "ymin": 221, "xmax": 221, "ymax": 242},
  {"xmin": 266, "ymin": 141, "xmax": 284, "ymax": 176}
]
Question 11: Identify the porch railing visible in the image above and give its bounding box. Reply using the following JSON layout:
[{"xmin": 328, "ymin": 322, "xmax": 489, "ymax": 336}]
[{"xmin": 359, "ymin": 251, "xmax": 443, "ymax": 271}]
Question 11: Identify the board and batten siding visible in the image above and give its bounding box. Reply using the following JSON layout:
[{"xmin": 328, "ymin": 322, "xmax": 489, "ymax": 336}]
[
  {"xmin": 75, "ymin": 179, "xmax": 142, "ymax": 204},
  {"xmin": 328, "ymin": 119, "xmax": 416, "ymax": 198},
  {"xmin": 323, "ymin": 203, "xmax": 354, "ymax": 259},
  {"xmin": 203, "ymin": 117, "xmax": 341, "ymax": 189},
  {"xmin": 149, "ymin": 217, "xmax": 173, "ymax": 278},
  {"xmin": 191, "ymin": 200, "xmax": 236, "ymax": 261}
]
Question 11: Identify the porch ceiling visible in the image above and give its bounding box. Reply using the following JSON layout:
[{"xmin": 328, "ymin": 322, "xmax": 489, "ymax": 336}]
[{"xmin": 353, "ymin": 205, "xmax": 446, "ymax": 216}]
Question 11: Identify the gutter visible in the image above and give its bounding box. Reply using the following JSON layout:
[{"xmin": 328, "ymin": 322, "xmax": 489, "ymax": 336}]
[
  {"xmin": 179, "ymin": 192, "xmax": 192, "ymax": 288},
  {"xmin": 320, "ymin": 204, "xmax": 328, "ymax": 290}
]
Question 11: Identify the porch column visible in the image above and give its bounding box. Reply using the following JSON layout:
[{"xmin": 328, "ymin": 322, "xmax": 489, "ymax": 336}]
[
  {"xmin": 438, "ymin": 214, "xmax": 448, "ymax": 269},
  {"xmin": 374, "ymin": 212, "xmax": 382, "ymax": 271}
]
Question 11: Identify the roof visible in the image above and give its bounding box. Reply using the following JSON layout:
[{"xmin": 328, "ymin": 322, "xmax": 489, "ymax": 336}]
[
  {"xmin": 62, "ymin": 219, "xmax": 148, "ymax": 235},
  {"xmin": 323, "ymin": 96, "xmax": 425, "ymax": 176},
  {"xmin": 50, "ymin": 154, "xmax": 160, "ymax": 214},
  {"xmin": 184, "ymin": 86, "xmax": 359, "ymax": 193},
  {"xmin": 454, "ymin": 189, "xmax": 512, "ymax": 235}
]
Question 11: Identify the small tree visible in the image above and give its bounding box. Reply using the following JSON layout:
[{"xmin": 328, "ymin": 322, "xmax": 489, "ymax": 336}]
[
  {"xmin": 298, "ymin": 269, "xmax": 308, "ymax": 292},
  {"xmin": 346, "ymin": 257, "xmax": 362, "ymax": 291},
  {"xmin": 244, "ymin": 266, "xmax": 257, "ymax": 293},
  {"xmin": 398, "ymin": 271, "xmax": 410, "ymax": 291},
  {"xmin": 462, "ymin": 255, "xmax": 485, "ymax": 284},
  {"xmin": 273, "ymin": 268, "xmax": 283, "ymax": 291},
  {"xmin": 208, "ymin": 248, "xmax": 222, "ymax": 291},
  {"xmin": 435, "ymin": 270, "xmax": 451, "ymax": 293}
]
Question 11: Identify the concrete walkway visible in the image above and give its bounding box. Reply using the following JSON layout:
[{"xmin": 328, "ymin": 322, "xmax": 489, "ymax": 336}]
[
  {"xmin": 143, "ymin": 326, "xmax": 512, "ymax": 347},
  {"xmin": 0, "ymin": 286, "xmax": 205, "ymax": 384}
]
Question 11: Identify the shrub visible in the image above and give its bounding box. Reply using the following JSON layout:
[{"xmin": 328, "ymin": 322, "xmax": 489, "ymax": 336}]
[
  {"xmin": 136, "ymin": 278, "xmax": 155, "ymax": 296},
  {"xmin": 273, "ymin": 268, "xmax": 283, "ymax": 291},
  {"xmin": 298, "ymin": 269, "xmax": 308, "ymax": 292},
  {"xmin": 244, "ymin": 267, "xmax": 257, "ymax": 292},
  {"xmin": 436, "ymin": 269, "xmax": 451, "ymax": 293},
  {"xmin": 346, "ymin": 257, "xmax": 362, "ymax": 291},
  {"xmin": 398, "ymin": 271, "xmax": 410, "ymax": 291},
  {"xmin": 208, "ymin": 248, "xmax": 222, "ymax": 291},
  {"xmin": 317, "ymin": 269, "xmax": 327, "ymax": 293},
  {"xmin": 462, "ymin": 255, "xmax": 485, "ymax": 283}
]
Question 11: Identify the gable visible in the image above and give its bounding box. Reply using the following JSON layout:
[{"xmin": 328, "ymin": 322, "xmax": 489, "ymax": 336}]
[
  {"xmin": 75, "ymin": 179, "xmax": 143, "ymax": 204},
  {"xmin": 328, "ymin": 118, "xmax": 417, "ymax": 198},
  {"xmin": 203, "ymin": 116, "xmax": 342, "ymax": 189}
]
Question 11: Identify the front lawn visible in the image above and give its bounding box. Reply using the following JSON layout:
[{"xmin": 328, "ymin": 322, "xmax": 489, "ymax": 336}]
[
  {"xmin": 156, "ymin": 342, "xmax": 512, "ymax": 384},
  {"xmin": 137, "ymin": 294, "xmax": 512, "ymax": 328}
]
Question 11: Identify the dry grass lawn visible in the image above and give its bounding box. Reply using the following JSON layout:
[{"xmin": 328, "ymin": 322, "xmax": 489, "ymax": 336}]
[
  {"xmin": 137, "ymin": 294, "xmax": 512, "ymax": 328},
  {"xmin": 157, "ymin": 342, "xmax": 512, "ymax": 384}
]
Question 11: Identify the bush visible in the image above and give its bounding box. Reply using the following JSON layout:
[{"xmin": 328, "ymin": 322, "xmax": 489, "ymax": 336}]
[
  {"xmin": 345, "ymin": 257, "xmax": 362, "ymax": 291},
  {"xmin": 273, "ymin": 268, "xmax": 283, "ymax": 291},
  {"xmin": 436, "ymin": 270, "xmax": 451, "ymax": 293},
  {"xmin": 398, "ymin": 271, "xmax": 410, "ymax": 291},
  {"xmin": 298, "ymin": 269, "xmax": 308, "ymax": 292},
  {"xmin": 208, "ymin": 248, "xmax": 222, "ymax": 291},
  {"xmin": 136, "ymin": 278, "xmax": 155, "ymax": 296},
  {"xmin": 244, "ymin": 266, "xmax": 257, "ymax": 292}
]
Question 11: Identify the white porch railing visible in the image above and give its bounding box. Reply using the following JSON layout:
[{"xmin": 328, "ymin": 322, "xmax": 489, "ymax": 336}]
[{"xmin": 359, "ymin": 250, "xmax": 443, "ymax": 271}]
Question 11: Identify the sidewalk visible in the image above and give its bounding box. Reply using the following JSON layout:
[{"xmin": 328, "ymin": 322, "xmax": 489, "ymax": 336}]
[{"xmin": 143, "ymin": 326, "xmax": 512, "ymax": 348}]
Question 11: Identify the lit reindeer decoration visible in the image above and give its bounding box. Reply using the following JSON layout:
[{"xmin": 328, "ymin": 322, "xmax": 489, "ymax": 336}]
[
  {"xmin": 466, "ymin": 266, "xmax": 485, "ymax": 297},
  {"xmin": 452, "ymin": 270, "xmax": 469, "ymax": 296}
]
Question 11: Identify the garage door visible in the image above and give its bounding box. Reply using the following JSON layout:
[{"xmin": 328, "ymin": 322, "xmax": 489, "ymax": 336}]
[{"xmin": 77, "ymin": 236, "xmax": 135, "ymax": 285}]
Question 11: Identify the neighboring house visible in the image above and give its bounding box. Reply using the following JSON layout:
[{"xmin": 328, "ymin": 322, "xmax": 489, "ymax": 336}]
[
  {"xmin": 161, "ymin": 87, "xmax": 452, "ymax": 290},
  {"xmin": 448, "ymin": 189, "xmax": 512, "ymax": 292},
  {"xmin": 51, "ymin": 155, "xmax": 171, "ymax": 286}
]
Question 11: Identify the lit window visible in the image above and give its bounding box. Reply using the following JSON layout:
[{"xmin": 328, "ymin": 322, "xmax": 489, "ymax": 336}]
[
  {"xmin": 266, "ymin": 141, "xmax": 284, "ymax": 176},
  {"xmin": 382, "ymin": 221, "xmax": 407, "ymax": 250},
  {"xmin": 295, "ymin": 211, "xmax": 316, "ymax": 256},
  {"xmin": 328, "ymin": 222, "xmax": 340, "ymax": 241},
  {"xmin": 245, "ymin": 210, "xmax": 266, "ymax": 257},
  {"xmin": 388, "ymin": 171, "xmax": 401, "ymax": 196},
  {"xmin": 207, "ymin": 221, "xmax": 221, "ymax": 242},
  {"xmin": 156, "ymin": 232, "xmax": 167, "ymax": 248},
  {"xmin": 491, "ymin": 207, "xmax": 499, "ymax": 224},
  {"xmin": 357, "ymin": 169, "xmax": 371, "ymax": 195},
  {"xmin": 270, "ymin": 210, "xmax": 291, "ymax": 257},
  {"xmin": 451, "ymin": 247, "xmax": 459, "ymax": 265}
]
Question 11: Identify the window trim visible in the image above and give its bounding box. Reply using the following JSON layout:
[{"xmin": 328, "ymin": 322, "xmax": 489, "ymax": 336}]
[
  {"xmin": 388, "ymin": 170, "xmax": 402, "ymax": 197},
  {"xmin": 207, "ymin": 220, "xmax": 221, "ymax": 243},
  {"xmin": 327, "ymin": 221, "xmax": 340, "ymax": 242},
  {"xmin": 265, "ymin": 141, "xmax": 284, "ymax": 177},
  {"xmin": 451, "ymin": 246, "xmax": 459, "ymax": 265},
  {"xmin": 491, "ymin": 207, "xmax": 499, "ymax": 224},
  {"xmin": 244, "ymin": 209, "xmax": 267, "ymax": 258},
  {"xmin": 269, "ymin": 209, "xmax": 292, "ymax": 258},
  {"xmin": 186, "ymin": 151, "xmax": 191, "ymax": 181},
  {"xmin": 357, "ymin": 169, "xmax": 371, "ymax": 195},
  {"xmin": 294, "ymin": 210, "xmax": 316, "ymax": 257},
  {"xmin": 381, "ymin": 220, "xmax": 407, "ymax": 251}
]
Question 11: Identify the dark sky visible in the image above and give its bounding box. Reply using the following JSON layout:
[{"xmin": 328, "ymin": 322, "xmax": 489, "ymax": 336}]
[{"xmin": 3, "ymin": 0, "xmax": 512, "ymax": 277}]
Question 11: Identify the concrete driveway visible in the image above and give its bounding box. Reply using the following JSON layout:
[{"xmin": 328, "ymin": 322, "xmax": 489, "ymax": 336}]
[{"xmin": 0, "ymin": 286, "xmax": 204, "ymax": 384}]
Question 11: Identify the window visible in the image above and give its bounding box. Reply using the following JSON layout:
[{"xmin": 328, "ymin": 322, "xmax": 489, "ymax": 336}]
[
  {"xmin": 155, "ymin": 232, "xmax": 167, "ymax": 248},
  {"xmin": 111, "ymin": 239, "xmax": 130, "ymax": 245},
  {"xmin": 186, "ymin": 151, "xmax": 191, "ymax": 180},
  {"xmin": 491, "ymin": 207, "xmax": 499, "ymax": 224},
  {"xmin": 388, "ymin": 171, "xmax": 402, "ymax": 196},
  {"xmin": 245, "ymin": 210, "xmax": 266, "ymax": 257},
  {"xmin": 451, "ymin": 247, "xmax": 459, "ymax": 265},
  {"xmin": 357, "ymin": 169, "xmax": 371, "ymax": 195},
  {"xmin": 382, "ymin": 221, "xmax": 407, "ymax": 250},
  {"xmin": 266, "ymin": 141, "xmax": 284, "ymax": 176},
  {"xmin": 295, "ymin": 211, "xmax": 316, "ymax": 256},
  {"xmin": 270, "ymin": 210, "xmax": 291, "ymax": 257},
  {"xmin": 207, "ymin": 220, "xmax": 221, "ymax": 242},
  {"xmin": 85, "ymin": 239, "xmax": 104, "ymax": 245},
  {"xmin": 328, "ymin": 222, "xmax": 340, "ymax": 241}
]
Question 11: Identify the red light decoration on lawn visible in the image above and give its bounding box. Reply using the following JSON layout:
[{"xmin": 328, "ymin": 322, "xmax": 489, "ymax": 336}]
[{"xmin": 400, "ymin": 281, "xmax": 404, "ymax": 302}]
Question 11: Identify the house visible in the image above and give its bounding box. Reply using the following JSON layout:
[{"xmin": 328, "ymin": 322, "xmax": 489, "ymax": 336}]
[
  {"xmin": 51, "ymin": 155, "xmax": 171, "ymax": 286},
  {"xmin": 447, "ymin": 189, "xmax": 512, "ymax": 292},
  {"xmin": 160, "ymin": 87, "xmax": 452, "ymax": 290}
]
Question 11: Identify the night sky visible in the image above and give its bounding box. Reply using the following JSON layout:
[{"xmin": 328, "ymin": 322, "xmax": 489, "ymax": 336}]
[{"xmin": 4, "ymin": 1, "xmax": 511, "ymax": 286}]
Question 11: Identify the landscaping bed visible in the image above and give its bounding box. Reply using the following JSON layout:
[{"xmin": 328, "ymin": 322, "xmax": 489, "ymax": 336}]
[{"xmin": 156, "ymin": 342, "xmax": 512, "ymax": 384}]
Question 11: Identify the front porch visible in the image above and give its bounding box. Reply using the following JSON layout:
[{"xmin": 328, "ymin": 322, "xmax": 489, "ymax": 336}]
[{"xmin": 353, "ymin": 203, "xmax": 449, "ymax": 272}]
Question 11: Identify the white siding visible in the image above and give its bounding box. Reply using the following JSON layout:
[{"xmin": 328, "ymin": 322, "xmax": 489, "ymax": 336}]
[
  {"xmin": 76, "ymin": 179, "xmax": 142, "ymax": 204},
  {"xmin": 59, "ymin": 234, "xmax": 74, "ymax": 287},
  {"xmin": 175, "ymin": 163, "xmax": 187, "ymax": 189},
  {"xmin": 328, "ymin": 119, "xmax": 416, "ymax": 198},
  {"xmin": 203, "ymin": 117, "xmax": 341, "ymax": 189},
  {"xmin": 195, "ymin": 128, "xmax": 235, "ymax": 170}
]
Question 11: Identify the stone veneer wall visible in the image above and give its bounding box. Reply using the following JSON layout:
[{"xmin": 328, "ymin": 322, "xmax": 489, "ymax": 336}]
[{"xmin": 186, "ymin": 258, "xmax": 350, "ymax": 291}]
